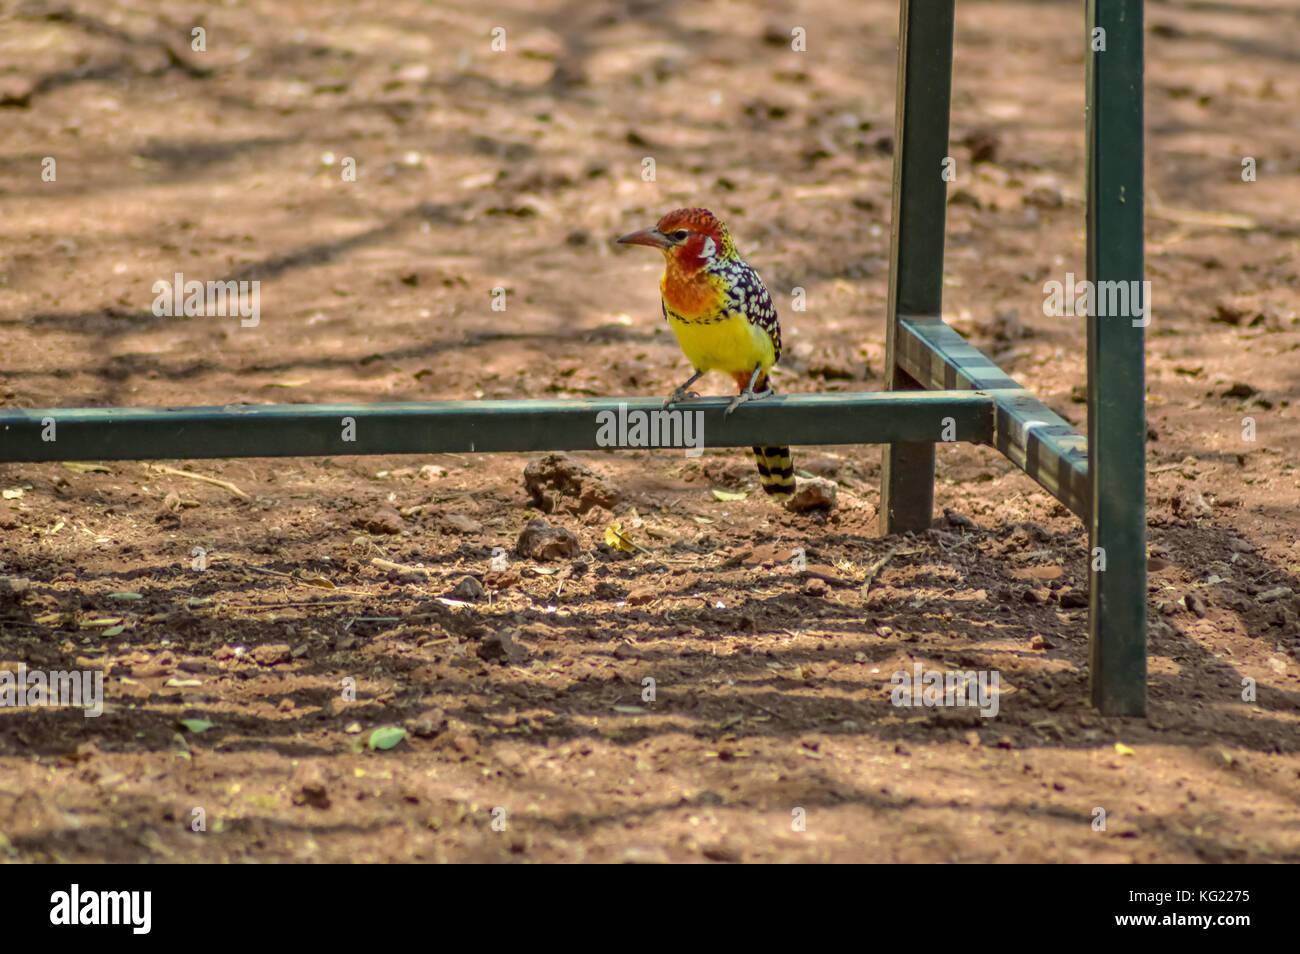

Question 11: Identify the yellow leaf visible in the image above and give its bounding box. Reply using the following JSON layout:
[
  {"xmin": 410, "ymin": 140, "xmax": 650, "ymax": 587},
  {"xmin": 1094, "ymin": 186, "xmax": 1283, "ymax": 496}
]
[
  {"xmin": 1114, "ymin": 742, "xmax": 1136, "ymax": 757},
  {"xmin": 711, "ymin": 489, "xmax": 748, "ymax": 501},
  {"xmin": 605, "ymin": 522, "xmax": 636, "ymax": 552},
  {"xmin": 61, "ymin": 462, "xmax": 110, "ymax": 474}
]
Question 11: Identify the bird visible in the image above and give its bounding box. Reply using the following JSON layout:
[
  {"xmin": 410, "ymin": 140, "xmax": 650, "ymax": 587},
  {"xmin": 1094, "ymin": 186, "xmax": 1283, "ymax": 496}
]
[{"xmin": 617, "ymin": 207, "xmax": 795, "ymax": 501}]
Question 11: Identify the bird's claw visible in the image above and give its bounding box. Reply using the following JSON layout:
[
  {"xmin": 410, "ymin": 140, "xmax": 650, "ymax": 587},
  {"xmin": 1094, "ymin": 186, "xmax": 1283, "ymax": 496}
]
[
  {"xmin": 724, "ymin": 387, "xmax": 774, "ymax": 418},
  {"xmin": 663, "ymin": 388, "xmax": 701, "ymax": 409}
]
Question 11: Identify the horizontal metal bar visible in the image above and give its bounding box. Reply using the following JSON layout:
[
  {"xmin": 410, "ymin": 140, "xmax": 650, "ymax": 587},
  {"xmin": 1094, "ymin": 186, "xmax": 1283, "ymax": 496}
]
[
  {"xmin": 0, "ymin": 392, "xmax": 994, "ymax": 463},
  {"xmin": 897, "ymin": 316, "xmax": 1090, "ymax": 518}
]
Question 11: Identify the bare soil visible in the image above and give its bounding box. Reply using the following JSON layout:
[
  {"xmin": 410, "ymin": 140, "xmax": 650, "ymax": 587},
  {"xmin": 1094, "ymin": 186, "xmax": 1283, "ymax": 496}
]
[{"xmin": 0, "ymin": 0, "xmax": 1297, "ymax": 863}]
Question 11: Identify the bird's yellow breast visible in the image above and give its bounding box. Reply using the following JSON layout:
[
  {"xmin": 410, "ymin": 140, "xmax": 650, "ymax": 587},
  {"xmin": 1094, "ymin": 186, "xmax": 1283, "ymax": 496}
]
[{"xmin": 667, "ymin": 310, "xmax": 776, "ymax": 375}]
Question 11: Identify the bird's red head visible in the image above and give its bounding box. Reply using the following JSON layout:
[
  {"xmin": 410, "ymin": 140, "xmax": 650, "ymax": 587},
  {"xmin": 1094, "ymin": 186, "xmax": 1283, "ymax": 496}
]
[{"xmin": 617, "ymin": 207, "xmax": 736, "ymax": 269}]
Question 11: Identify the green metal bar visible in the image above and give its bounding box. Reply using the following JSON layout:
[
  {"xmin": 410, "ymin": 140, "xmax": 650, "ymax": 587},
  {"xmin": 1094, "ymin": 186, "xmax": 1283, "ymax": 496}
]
[
  {"xmin": 897, "ymin": 317, "xmax": 1091, "ymax": 518},
  {"xmin": 0, "ymin": 392, "xmax": 993, "ymax": 463},
  {"xmin": 1086, "ymin": 0, "xmax": 1147, "ymax": 716},
  {"xmin": 880, "ymin": 0, "xmax": 956, "ymax": 535}
]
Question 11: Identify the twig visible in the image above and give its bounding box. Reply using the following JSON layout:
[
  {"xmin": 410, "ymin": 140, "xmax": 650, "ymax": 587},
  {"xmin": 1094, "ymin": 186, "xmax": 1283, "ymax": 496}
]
[
  {"xmin": 226, "ymin": 598, "xmax": 355, "ymax": 610},
  {"xmin": 803, "ymin": 569, "xmax": 855, "ymax": 588},
  {"xmin": 344, "ymin": 616, "xmax": 401, "ymax": 630},
  {"xmin": 860, "ymin": 545, "xmax": 901, "ymax": 600},
  {"xmin": 148, "ymin": 464, "xmax": 249, "ymax": 499},
  {"xmin": 247, "ymin": 565, "xmax": 292, "ymax": 578},
  {"xmin": 371, "ymin": 557, "xmax": 434, "ymax": 576},
  {"xmin": 609, "ymin": 526, "xmax": 653, "ymax": 554}
]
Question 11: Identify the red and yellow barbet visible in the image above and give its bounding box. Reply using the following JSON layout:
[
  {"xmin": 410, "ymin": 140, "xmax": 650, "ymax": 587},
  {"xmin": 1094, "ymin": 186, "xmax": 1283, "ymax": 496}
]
[{"xmin": 618, "ymin": 208, "xmax": 795, "ymax": 501}]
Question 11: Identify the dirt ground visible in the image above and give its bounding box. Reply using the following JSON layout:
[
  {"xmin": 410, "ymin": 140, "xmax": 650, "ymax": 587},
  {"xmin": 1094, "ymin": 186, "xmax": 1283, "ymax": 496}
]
[{"xmin": 0, "ymin": 0, "xmax": 1297, "ymax": 864}]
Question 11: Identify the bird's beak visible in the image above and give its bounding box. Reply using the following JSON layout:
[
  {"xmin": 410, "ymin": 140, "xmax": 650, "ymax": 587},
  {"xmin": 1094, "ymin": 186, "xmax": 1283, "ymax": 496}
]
[{"xmin": 616, "ymin": 227, "xmax": 672, "ymax": 250}]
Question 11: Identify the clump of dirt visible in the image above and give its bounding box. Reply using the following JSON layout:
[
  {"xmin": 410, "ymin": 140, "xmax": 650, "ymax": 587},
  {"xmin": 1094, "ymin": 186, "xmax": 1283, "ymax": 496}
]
[{"xmin": 524, "ymin": 453, "xmax": 621, "ymax": 515}]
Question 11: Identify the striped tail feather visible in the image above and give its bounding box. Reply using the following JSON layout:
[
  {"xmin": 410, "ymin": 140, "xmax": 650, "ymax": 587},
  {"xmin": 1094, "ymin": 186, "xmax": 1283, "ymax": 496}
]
[
  {"xmin": 753, "ymin": 445, "xmax": 794, "ymax": 500},
  {"xmin": 739, "ymin": 371, "xmax": 794, "ymax": 501}
]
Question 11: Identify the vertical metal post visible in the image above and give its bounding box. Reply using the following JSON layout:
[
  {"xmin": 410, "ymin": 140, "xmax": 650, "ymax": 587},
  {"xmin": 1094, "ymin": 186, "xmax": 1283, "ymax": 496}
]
[
  {"xmin": 880, "ymin": 0, "xmax": 955, "ymax": 534},
  {"xmin": 1086, "ymin": 0, "xmax": 1147, "ymax": 715}
]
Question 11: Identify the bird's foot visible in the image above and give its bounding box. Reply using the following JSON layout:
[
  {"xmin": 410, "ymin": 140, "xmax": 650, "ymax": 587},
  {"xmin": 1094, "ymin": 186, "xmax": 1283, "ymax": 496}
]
[
  {"xmin": 724, "ymin": 386, "xmax": 774, "ymax": 418},
  {"xmin": 663, "ymin": 388, "xmax": 701, "ymax": 409}
]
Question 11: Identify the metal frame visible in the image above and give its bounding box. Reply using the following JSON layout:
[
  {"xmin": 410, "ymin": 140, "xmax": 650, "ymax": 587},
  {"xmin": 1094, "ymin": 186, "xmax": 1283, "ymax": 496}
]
[
  {"xmin": 0, "ymin": 0, "xmax": 1145, "ymax": 714},
  {"xmin": 878, "ymin": 0, "xmax": 1145, "ymax": 714}
]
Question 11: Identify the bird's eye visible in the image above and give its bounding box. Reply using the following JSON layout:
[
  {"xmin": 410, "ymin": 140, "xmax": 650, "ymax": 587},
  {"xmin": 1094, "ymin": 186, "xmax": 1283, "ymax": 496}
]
[{"xmin": 669, "ymin": 230, "xmax": 690, "ymax": 241}]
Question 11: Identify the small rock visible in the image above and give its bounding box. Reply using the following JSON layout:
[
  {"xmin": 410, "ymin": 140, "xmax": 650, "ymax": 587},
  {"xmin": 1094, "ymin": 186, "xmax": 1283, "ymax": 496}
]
[
  {"xmin": 291, "ymin": 766, "xmax": 330, "ymax": 809},
  {"xmin": 1174, "ymin": 490, "xmax": 1212, "ymax": 520},
  {"xmin": 1257, "ymin": 586, "xmax": 1293, "ymax": 603},
  {"xmin": 804, "ymin": 577, "xmax": 829, "ymax": 596},
  {"xmin": 477, "ymin": 628, "xmax": 530, "ymax": 664},
  {"xmin": 1226, "ymin": 537, "xmax": 1255, "ymax": 553},
  {"xmin": 1058, "ymin": 588, "xmax": 1088, "ymax": 609},
  {"xmin": 483, "ymin": 568, "xmax": 521, "ymax": 590},
  {"xmin": 0, "ymin": 76, "xmax": 34, "ymax": 107},
  {"xmin": 408, "ymin": 707, "xmax": 448, "ymax": 738},
  {"xmin": 943, "ymin": 509, "xmax": 977, "ymax": 530},
  {"xmin": 359, "ymin": 506, "xmax": 405, "ymax": 535},
  {"xmin": 1011, "ymin": 565, "xmax": 1063, "ymax": 581},
  {"xmin": 963, "ymin": 128, "xmax": 1000, "ymax": 163},
  {"xmin": 613, "ymin": 642, "xmax": 641, "ymax": 660},
  {"xmin": 515, "ymin": 516, "xmax": 580, "ymax": 561},
  {"xmin": 1184, "ymin": 592, "xmax": 1207, "ymax": 618},
  {"xmin": 1029, "ymin": 634, "xmax": 1051, "ymax": 650},
  {"xmin": 701, "ymin": 842, "xmax": 742, "ymax": 863},
  {"xmin": 625, "ymin": 587, "xmax": 656, "ymax": 606},
  {"xmin": 785, "ymin": 477, "xmax": 838, "ymax": 514},
  {"xmin": 1222, "ymin": 382, "xmax": 1258, "ymax": 399},
  {"xmin": 0, "ymin": 576, "xmax": 31, "ymax": 604},
  {"xmin": 277, "ymin": 697, "xmax": 294, "ymax": 712},
  {"xmin": 449, "ymin": 576, "xmax": 486, "ymax": 601},
  {"xmin": 438, "ymin": 512, "xmax": 482, "ymax": 534},
  {"xmin": 252, "ymin": 643, "xmax": 292, "ymax": 666}
]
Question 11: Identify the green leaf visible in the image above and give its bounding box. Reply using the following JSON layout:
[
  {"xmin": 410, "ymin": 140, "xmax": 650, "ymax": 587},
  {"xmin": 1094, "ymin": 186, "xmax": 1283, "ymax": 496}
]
[
  {"xmin": 108, "ymin": 592, "xmax": 143, "ymax": 600},
  {"xmin": 101, "ymin": 625, "xmax": 125, "ymax": 637},
  {"xmin": 711, "ymin": 489, "xmax": 748, "ymax": 501},
  {"xmin": 368, "ymin": 726, "xmax": 407, "ymax": 750},
  {"xmin": 177, "ymin": 719, "xmax": 215, "ymax": 733}
]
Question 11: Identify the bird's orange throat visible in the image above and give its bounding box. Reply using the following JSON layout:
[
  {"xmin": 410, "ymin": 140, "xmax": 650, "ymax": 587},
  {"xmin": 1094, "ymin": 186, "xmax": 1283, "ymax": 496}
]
[{"xmin": 660, "ymin": 256, "xmax": 724, "ymax": 318}]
